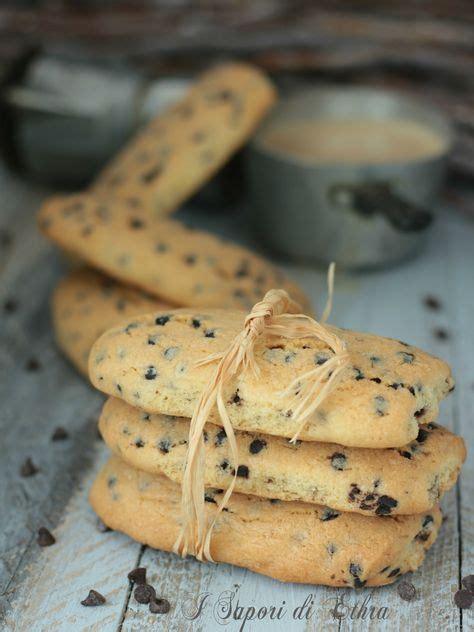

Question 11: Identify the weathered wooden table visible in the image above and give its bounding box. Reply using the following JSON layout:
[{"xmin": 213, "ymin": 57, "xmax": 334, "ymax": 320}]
[{"xmin": 0, "ymin": 167, "xmax": 472, "ymax": 631}]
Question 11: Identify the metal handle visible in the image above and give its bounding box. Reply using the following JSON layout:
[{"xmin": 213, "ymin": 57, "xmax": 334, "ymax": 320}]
[{"xmin": 330, "ymin": 182, "xmax": 434, "ymax": 232}]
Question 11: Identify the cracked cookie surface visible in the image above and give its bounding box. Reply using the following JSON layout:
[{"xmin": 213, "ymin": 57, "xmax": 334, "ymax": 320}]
[
  {"xmin": 90, "ymin": 455, "xmax": 442, "ymax": 587},
  {"xmin": 89, "ymin": 308, "xmax": 454, "ymax": 447}
]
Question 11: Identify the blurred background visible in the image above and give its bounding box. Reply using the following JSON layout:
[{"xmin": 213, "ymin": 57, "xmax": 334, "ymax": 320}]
[{"xmin": 0, "ymin": 0, "xmax": 472, "ymax": 216}]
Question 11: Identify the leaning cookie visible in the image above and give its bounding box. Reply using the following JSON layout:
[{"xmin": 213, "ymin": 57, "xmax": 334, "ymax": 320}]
[
  {"xmin": 92, "ymin": 62, "xmax": 276, "ymax": 216},
  {"xmin": 90, "ymin": 456, "xmax": 442, "ymax": 587},
  {"xmin": 89, "ymin": 308, "xmax": 454, "ymax": 448},
  {"xmin": 53, "ymin": 268, "xmax": 170, "ymax": 376},
  {"xmin": 99, "ymin": 397, "xmax": 465, "ymax": 516},
  {"xmin": 38, "ymin": 193, "xmax": 311, "ymax": 311}
]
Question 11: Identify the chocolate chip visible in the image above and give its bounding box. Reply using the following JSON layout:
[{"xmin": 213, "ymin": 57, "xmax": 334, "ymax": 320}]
[
  {"xmin": 20, "ymin": 457, "xmax": 38, "ymax": 477},
  {"xmin": 423, "ymin": 295, "xmax": 442, "ymax": 311},
  {"xmin": 128, "ymin": 567, "xmax": 147, "ymax": 584},
  {"xmin": 353, "ymin": 367, "xmax": 364, "ymax": 380},
  {"xmin": 25, "ymin": 357, "xmax": 41, "ymax": 372},
  {"xmin": 155, "ymin": 315, "xmax": 170, "ymax": 326},
  {"xmin": 414, "ymin": 408, "xmax": 426, "ymax": 419},
  {"xmin": 97, "ymin": 519, "xmax": 112, "ymax": 533},
  {"xmin": 422, "ymin": 514, "xmax": 434, "ymax": 528},
  {"xmin": 158, "ymin": 439, "xmax": 171, "ymax": 454},
  {"xmin": 129, "ymin": 217, "xmax": 145, "ymax": 229},
  {"xmin": 235, "ymin": 261, "xmax": 250, "ymax": 278},
  {"xmin": 81, "ymin": 589, "xmax": 106, "ymax": 606},
  {"xmin": 214, "ymin": 429, "xmax": 227, "ymax": 447},
  {"xmin": 234, "ymin": 465, "xmax": 249, "ymax": 478},
  {"xmin": 388, "ymin": 567, "xmax": 401, "ymax": 578},
  {"xmin": 462, "ymin": 575, "xmax": 474, "ymax": 592},
  {"xmin": 220, "ymin": 459, "xmax": 229, "ymax": 470},
  {"xmin": 374, "ymin": 395, "xmax": 387, "ymax": 416},
  {"xmin": 163, "ymin": 347, "xmax": 178, "ymax": 360},
  {"xmin": 135, "ymin": 438, "xmax": 145, "ymax": 448},
  {"xmin": 433, "ymin": 327, "xmax": 450, "ymax": 341},
  {"xmin": 330, "ymin": 453, "xmax": 347, "ymax": 471},
  {"xmin": 315, "ymin": 353, "xmax": 329, "ymax": 366},
  {"xmin": 204, "ymin": 493, "xmax": 217, "ymax": 504},
  {"xmin": 37, "ymin": 527, "xmax": 55, "ymax": 547},
  {"xmin": 349, "ymin": 484, "xmax": 361, "ymax": 502},
  {"xmin": 191, "ymin": 318, "xmax": 201, "ymax": 328},
  {"xmin": 230, "ymin": 391, "xmax": 242, "ymax": 405},
  {"xmin": 51, "ymin": 426, "xmax": 69, "ymax": 441},
  {"xmin": 204, "ymin": 329, "xmax": 215, "ymax": 338},
  {"xmin": 389, "ymin": 382, "xmax": 404, "ymax": 390},
  {"xmin": 327, "ymin": 543, "xmax": 337, "ymax": 556},
  {"xmin": 369, "ymin": 356, "xmax": 381, "ymax": 366},
  {"xmin": 398, "ymin": 351, "xmax": 415, "ymax": 364},
  {"xmin": 375, "ymin": 495, "xmax": 398, "ymax": 516},
  {"xmin": 149, "ymin": 598, "xmax": 171, "ymax": 614},
  {"xmin": 349, "ymin": 563, "xmax": 366, "ymax": 588},
  {"xmin": 408, "ymin": 386, "xmax": 416, "ymax": 396},
  {"xmin": 399, "ymin": 450, "xmax": 412, "ymax": 459},
  {"xmin": 147, "ymin": 336, "xmax": 157, "ymax": 345},
  {"xmin": 398, "ymin": 580, "xmax": 417, "ymax": 601},
  {"xmin": 4, "ymin": 298, "xmax": 18, "ymax": 313},
  {"xmin": 156, "ymin": 242, "xmax": 168, "ymax": 253},
  {"xmin": 417, "ymin": 428, "xmax": 429, "ymax": 443},
  {"xmin": 454, "ymin": 589, "xmax": 473, "ymax": 609},
  {"xmin": 249, "ymin": 439, "xmax": 266, "ymax": 454},
  {"xmin": 134, "ymin": 583, "xmax": 156, "ymax": 604},
  {"xmin": 142, "ymin": 165, "xmax": 162, "ymax": 184},
  {"xmin": 184, "ymin": 254, "xmax": 197, "ymax": 265},
  {"xmin": 145, "ymin": 366, "xmax": 158, "ymax": 380},
  {"xmin": 320, "ymin": 508, "xmax": 340, "ymax": 521}
]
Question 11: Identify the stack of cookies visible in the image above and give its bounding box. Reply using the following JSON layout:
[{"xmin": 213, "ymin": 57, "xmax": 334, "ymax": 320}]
[
  {"xmin": 87, "ymin": 302, "xmax": 465, "ymax": 588},
  {"xmin": 38, "ymin": 63, "xmax": 311, "ymax": 375}
]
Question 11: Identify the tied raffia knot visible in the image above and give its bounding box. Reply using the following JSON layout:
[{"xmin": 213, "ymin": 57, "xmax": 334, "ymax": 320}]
[{"xmin": 174, "ymin": 274, "xmax": 350, "ymax": 562}]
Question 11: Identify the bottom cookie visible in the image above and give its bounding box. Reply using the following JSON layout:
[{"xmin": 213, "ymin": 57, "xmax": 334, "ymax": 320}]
[{"xmin": 90, "ymin": 455, "xmax": 442, "ymax": 588}]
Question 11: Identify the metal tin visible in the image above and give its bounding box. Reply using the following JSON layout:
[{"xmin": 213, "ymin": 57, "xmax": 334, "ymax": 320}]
[{"xmin": 246, "ymin": 86, "xmax": 453, "ymax": 269}]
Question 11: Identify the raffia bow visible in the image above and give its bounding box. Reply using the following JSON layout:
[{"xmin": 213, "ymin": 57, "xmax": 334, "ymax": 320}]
[{"xmin": 174, "ymin": 267, "xmax": 350, "ymax": 561}]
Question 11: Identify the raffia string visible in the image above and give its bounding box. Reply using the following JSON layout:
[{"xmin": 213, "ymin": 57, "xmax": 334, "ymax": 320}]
[{"xmin": 173, "ymin": 273, "xmax": 350, "ymax": 562}]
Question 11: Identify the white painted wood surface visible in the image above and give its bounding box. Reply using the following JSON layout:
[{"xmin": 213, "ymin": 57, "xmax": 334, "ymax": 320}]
[{"xmin": 0, "ymin": 167, "xmax": 472, "ymax": 632}]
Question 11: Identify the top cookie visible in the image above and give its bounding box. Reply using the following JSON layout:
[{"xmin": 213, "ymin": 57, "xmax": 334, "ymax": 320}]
[
  {"xmin": 38, "ymin": 193, "xmax": 311, "ymax": 311},
  {"xmin": 53, "ymin": 268, "xmax": 169, "ymax": 376},
  {"xmin": 89, "ymin": 308, "xmax": 454, "ymax": 448},
  {"xmin": 92, "ymin": 63, "xmax": 276, "ymax": 217}
]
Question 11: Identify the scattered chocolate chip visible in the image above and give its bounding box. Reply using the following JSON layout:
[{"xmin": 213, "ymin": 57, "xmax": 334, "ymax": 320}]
[
  {"xmin": 376, "ymin": 495, "xmax": 398, "ymax": 516},
  {"xmin": 37, "ymin": 527, "xmax": 55, "ymax": 547},
  {"xmin": 20, "ymin": 457, "xmax": 38, "ymax": 477},
  {"xmin": 462, "ymin": 575, "xmax": 474, "ymax": 592},
  {"xmin": 398, "ymin": 580, "xmax": 417, "ymax": 601},
  {"xmin": 155, "ymin": 315, "xmax": 170, "ymax": 326},
  {"xmin": 51, "ymin": 426, "xmax": 69, "ymax": 441},
  {"xmin": 249, "ymin": 438, "xmax": 266, "ymax": 454},
  {"xmin": 330, "ymin": 453, "xmax": 347, "ymax": 471},
  {"xmin": 454, "ymin": 589, "xmax": 473, "ymax": 609},
  {"xmin": 215, "ymin": 429, "xmax": 227, "ymax": 447},
  {"xmin": 149, "ymin": 598, "xmax": 171, "ymax": 614},
  {"xmin": 416, "ymin": 428, "xmax": 429, "ymax": 443},
  {"xmin": 134, "ymin": 583, "xmax": 156, "ymax": 604},
  {"xmin": 4, "ymin": 298, "xmax": 18, "ymax": 313},
  {"xmin": 433, "ymin": 327, "xmax": 450, "ymax": 341},
  {"xmin": 97, "ymin": 519, "xmax": 112, "ymax": 533},
  {"xmin": 145, "ymin": 366, "xmax": 158, "ymax": 380},
  {"xmin": 25, "ymin": 357, "xmax": 41, "ymax": 372},
  {"xmin": 423, "ymin": 295, "xmax": 442, "ymax": 311},
  {"xmin": 81, "ymin": 589, "xmax": 106, "ymax": 607},
  {"xmin": 320, "ymin": 508, "xmax": 340, "ymax": 521},
  {"xmin": 128, "ymin": 567, "xmax": 147, "ymax": 584}
]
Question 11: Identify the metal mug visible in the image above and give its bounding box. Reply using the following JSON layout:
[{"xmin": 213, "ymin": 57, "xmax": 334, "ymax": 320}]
[{"xmin": 246, "ymin": 86, "xmax": 453, "ymax": 269}]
